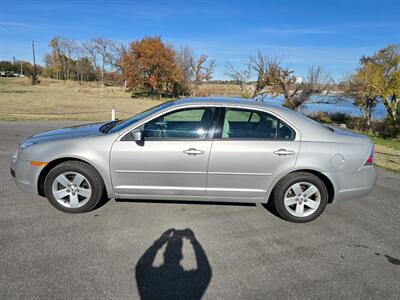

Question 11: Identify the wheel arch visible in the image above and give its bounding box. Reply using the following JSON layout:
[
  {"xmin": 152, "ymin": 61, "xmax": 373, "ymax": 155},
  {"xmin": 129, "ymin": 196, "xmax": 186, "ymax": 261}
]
[
  {"xmin": 37, "ymin": 157, "xmax": 109, "ymax": 197},
  {"xmin": 265, "ymin": 169, "xmax": 335, "ymax": 204}
]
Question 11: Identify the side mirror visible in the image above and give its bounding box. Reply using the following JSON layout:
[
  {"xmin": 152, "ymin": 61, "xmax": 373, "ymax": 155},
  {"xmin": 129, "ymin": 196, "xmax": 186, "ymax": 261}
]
[{"xmin": 132, "ymin": 129, "xmax": 143, "ymax": 142}]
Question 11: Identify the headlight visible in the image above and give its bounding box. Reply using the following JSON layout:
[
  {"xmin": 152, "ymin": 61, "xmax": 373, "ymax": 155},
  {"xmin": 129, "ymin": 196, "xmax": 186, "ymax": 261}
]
[
  {"xmin": 19, "ymin": 141, "xmax": 36, "ymax": 151},
  {"xmin": 11, "ymin": 149, "xmax": 18, "ymax": 163}
]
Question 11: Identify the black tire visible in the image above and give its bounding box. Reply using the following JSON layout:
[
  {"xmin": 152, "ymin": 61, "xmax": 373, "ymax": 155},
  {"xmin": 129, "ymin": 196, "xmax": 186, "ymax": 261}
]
[
  {"xmin": 44, "ymin": 161, "xmax": 106, "ymax": 213},
  {"xmin": 273, "ymin": 172, "xmax": 328, "ymax": 223}
]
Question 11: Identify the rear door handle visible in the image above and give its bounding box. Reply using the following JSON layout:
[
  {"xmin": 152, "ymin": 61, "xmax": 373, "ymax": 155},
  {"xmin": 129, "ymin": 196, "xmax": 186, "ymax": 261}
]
[
  {"xmin": 273, "ymin": 149, "xmax": 295, "ymax": 156},
  {"xmin": 183, "ymin": 148, "xmax": 205, "ymax": 156}
]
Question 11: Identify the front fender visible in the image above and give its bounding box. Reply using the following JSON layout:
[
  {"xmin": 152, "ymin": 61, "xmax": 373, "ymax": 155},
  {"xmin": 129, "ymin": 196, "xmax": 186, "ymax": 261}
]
[{"xmin": 21, "ymin": 134, "xmax": 118, "ymax": 199}]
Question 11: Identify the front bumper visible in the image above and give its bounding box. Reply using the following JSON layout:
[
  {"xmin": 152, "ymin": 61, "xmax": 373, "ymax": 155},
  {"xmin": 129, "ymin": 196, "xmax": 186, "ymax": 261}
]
[
  {"xmin": 327, "ymin": 166, "xmax": 377, "ymax": 202},
  {"xmin": 10, "ymin": 155, "xmax": 42, "ymax": 195}
]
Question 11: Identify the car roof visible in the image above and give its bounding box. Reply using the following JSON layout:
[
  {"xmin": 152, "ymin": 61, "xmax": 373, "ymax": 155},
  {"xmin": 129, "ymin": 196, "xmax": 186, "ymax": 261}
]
[
  {"xmin": 173, "ymin": 97, "xmax": 279, "ymax": 108},
  {"xmin": 172, "ymin": 97, "xmax": 302, "ymax": 119},
  {"xmin": 172, "ymin": 97, "xmax": 300, "ymax": 114}
]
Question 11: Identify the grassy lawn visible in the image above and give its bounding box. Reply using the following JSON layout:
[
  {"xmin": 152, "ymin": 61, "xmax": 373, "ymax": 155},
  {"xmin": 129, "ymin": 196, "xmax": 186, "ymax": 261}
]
[
  {"xmin": 0, "ymin": 77, "xmax": 164, "ymax": 121},
  {"xmin": 0, "ymin": 78, "xmax": 243, "ymax": 121},
  {"xmin": 371, "ymin": 140, "xmax": 400, "ymax": 173},
  {"xmin": 369, "ymin": 135, "xmax": 400, "ymax": 151}
]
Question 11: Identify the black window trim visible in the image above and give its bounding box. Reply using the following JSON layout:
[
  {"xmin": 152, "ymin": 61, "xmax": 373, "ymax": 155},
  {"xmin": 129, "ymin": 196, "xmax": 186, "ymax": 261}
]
[{"xmin": 213, "ymin": 107, "xmax": 296, "ymax": 141}]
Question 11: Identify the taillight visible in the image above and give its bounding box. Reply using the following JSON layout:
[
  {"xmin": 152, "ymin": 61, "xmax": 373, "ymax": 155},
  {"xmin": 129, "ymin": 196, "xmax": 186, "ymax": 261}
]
[{"xmin": 364, "ymin": 146, "xmax": 374, "ymax": 166}]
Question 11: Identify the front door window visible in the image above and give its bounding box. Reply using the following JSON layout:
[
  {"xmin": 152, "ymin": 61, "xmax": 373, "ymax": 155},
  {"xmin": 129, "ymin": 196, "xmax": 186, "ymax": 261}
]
[{"xmin": 143, "ymin": 107, "xmax": 216, "ymax": 139}]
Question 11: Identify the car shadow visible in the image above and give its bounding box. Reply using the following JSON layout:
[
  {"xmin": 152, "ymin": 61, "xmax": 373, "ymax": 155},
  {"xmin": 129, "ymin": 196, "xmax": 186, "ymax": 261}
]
[
  {"xmin": 93, "ymin": 192, "xmax": 112, "ymax": 210},
  {"xmin": 135, "ymin": 228, "xmax": 212, "ymax": 300},
  {"xmin": 260, "ymin": 199, "xmax": 285, "ymax": 220}
]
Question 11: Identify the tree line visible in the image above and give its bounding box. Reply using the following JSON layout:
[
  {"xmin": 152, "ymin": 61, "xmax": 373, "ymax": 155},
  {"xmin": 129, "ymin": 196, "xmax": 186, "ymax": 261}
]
[
  {"xmin": 0, "ymin": 59, "xmax": 42, "ymax": 81},
  {"xmin": 1, "ymin": 37, "xmax": 398, "ymax": 135},
  {"xmin": 41, "ymin": 36, "xmax": 216, "ymax": 98}
]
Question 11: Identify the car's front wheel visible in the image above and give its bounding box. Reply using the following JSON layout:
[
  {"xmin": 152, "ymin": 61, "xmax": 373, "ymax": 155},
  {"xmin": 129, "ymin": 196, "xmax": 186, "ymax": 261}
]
[
  {"xmin": 273, "ymin": 172, "xmax": 328, "ymax": 223},
  {"xmin": 44, "ymin": 161, "xmax": 105, "ymax": 213}
]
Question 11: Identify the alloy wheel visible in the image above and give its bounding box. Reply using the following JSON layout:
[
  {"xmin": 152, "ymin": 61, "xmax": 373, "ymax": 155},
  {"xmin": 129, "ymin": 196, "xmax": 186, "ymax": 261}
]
[
  {"xmin": 283, "ymin": 182, "xmax": 321, "ymax": 217},
  {"xmin": 51, "ymin": 171, "xmax": 92, "ymax": 208}
]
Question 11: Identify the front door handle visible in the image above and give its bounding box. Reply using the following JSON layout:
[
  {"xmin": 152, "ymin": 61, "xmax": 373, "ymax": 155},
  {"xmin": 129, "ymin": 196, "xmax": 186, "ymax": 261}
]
[
  {"xmin": 183, "ymin": 148, "xmax": 205, "ymax": 156},
  {"xmin": 273, "ymin": 149, "xmax": 295, "ymax": 156}
]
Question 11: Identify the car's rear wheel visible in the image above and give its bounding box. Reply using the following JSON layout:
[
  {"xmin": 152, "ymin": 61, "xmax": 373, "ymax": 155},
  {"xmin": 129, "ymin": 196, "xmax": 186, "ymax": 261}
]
[
  {"xmin": 273, "ymin": 172, "xmax": 328, "ymax": 223},
  {"xmin": 44, "ymin": 161, "xmax": 105, "ymax": 213}
]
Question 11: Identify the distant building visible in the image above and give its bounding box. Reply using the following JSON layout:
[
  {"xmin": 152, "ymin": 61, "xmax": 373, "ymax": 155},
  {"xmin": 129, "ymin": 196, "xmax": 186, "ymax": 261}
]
[{"xmin": 295, "ymin": 77, "xmax": 303, "ymax": 84}]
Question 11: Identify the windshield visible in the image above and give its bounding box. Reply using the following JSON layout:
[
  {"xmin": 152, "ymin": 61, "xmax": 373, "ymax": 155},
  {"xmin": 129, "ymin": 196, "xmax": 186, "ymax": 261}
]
[{"xmin": 106, "ymin": 101, "xmax": 175, "ymax": 133}]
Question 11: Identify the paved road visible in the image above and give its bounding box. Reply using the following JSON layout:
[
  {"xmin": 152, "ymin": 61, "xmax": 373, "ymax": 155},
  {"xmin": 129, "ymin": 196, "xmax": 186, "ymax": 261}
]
[{"xmin": 1, "ymin": 121, "xmax": 399, "ymax": 299}]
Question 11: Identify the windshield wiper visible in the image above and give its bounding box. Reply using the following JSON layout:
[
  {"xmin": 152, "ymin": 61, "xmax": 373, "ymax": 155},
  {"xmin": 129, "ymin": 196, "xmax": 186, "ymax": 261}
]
[{"xmin": 100, "ymin": 120, "xmax": 122, "ymax": 133}]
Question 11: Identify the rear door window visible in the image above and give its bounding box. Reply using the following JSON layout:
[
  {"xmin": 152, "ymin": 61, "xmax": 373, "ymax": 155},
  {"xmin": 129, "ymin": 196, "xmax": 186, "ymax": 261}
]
[{"xmin": 219, "ymin": 107, "xmax": 295, "ymax": 140}]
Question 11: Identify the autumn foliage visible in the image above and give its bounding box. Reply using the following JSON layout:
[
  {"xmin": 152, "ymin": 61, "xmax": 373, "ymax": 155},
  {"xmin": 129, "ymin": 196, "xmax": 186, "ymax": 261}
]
[{"xmin": 123, "ymin": 37, "xmax": 181, "ymax": 97}]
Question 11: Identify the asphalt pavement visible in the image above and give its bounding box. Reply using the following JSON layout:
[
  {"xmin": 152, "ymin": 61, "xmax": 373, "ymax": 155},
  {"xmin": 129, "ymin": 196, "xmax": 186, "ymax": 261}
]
[{"xmin": 1, "ymin": 121, "xmax": 399, "ymax": 299}]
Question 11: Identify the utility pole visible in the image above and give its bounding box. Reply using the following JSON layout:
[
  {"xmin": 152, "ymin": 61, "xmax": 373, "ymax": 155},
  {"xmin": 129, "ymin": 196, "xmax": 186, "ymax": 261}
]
[
  {"xmin": 32, "ymin": 41, "xmax": 36, "ymax": 69},
  {"xmin": 20, "ymin": 61, "xmax": 23, "ymax": 75},
  {"xmin": 31, "ymin": 40, "xmax": 38, "ymax": 84}
]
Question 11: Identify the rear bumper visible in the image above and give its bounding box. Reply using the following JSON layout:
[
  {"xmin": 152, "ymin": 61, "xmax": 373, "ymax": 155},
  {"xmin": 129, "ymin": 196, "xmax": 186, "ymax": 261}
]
[
  {"xmin": 10, "ymin": 156, "xmax": 41, "ymax": 195},
  {"xmin": 327, "ymin": 166, "xmax": 377, "ymax": 202}
]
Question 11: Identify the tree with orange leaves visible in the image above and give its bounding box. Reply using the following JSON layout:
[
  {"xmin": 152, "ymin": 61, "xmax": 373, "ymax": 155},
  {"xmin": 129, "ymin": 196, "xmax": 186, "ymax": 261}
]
[{"xmin": 123, "ymin": 37, "xmax": 181, "ymax": 97}]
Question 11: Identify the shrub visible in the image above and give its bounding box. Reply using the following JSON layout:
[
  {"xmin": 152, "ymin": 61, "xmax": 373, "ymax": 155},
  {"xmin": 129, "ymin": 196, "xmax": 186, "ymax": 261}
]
[
  {"xmin": 329, "ymin": 112, "xmax": 351, "ymax": 124},
  {"xmin": 308, "ymin": 111, "xmax": 332, "ymax": 123},
  {"xmin": 345, "ymin": 116, "xmax": 366, "ymax": 131},
  {"xmin": 374, "ymin": 118, "xmax": 399, "ymax": 138}
]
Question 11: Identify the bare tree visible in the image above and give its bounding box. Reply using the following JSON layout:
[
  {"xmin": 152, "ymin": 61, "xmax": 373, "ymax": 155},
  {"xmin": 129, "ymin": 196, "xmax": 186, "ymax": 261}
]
[
  {"xmin": 225, "ymin": 62, "xmax": 252, "ymax": 97},
  {"xmin": 281, "ymin": 66, "xmax": 331, "ymax": 111},
  {"xmin": 60, "ymin": 38, "xmax": 77, "ymax": 80},
  {"xmin": 110, "ymin": 41, "xmax": 128, "ymax": 91},
  {"xmin": 82, "ymin": 40, "xmax": 99, "ymax": 79},
  {"xmin": 74, "ymin": 44, "xmax": 96, "ymax": 83},
  {"xmin": 175, "ymin": 46, "xmax": 194, "ymax": 95},
  {"xmin": 92, "ymin": 38, "xmax": 112, "ymax": 87},
  {"xmin": 249, "ymin": 52, "xmax": 281, "ymax": 98},
  {"xmin": 250, "ymin": 52, "xmax": 331, "ymax": 111},
  {"xmin": 189, "ymin": 54, "xmax": 216, "ymax": 97}
]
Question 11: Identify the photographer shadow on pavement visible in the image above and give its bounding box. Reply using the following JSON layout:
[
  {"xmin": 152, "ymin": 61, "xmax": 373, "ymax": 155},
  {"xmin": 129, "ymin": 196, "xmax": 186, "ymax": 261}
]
[{"xmin": 135, "ymin": 228, "xmax": 212, "ymax": 300}]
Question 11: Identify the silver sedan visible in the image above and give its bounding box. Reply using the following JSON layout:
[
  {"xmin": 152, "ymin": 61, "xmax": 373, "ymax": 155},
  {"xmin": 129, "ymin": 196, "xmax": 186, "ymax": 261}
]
[{"xmin": 10, "ymin": 98, "xmax": 376, "ymax": 222}]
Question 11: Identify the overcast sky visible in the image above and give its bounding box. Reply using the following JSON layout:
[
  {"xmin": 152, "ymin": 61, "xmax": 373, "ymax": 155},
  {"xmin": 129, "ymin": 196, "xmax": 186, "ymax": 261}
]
[{"xmin": 1, "ymin": 0, "xmax": 399, "ymax": 80}]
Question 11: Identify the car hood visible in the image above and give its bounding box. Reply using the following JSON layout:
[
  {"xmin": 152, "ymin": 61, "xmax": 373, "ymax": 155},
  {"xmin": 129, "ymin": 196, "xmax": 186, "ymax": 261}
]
[{"xmin": 23, "ymin": 122, "xmax": 107, "ymax": 144}]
